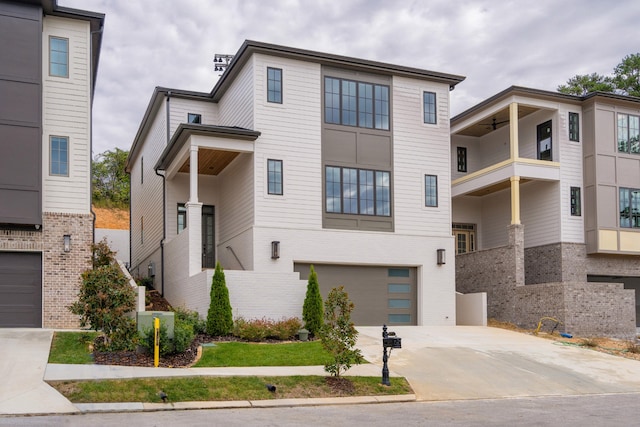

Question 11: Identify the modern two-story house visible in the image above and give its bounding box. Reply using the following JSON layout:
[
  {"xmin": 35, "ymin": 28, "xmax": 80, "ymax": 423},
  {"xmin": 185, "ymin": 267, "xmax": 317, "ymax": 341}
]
[
  {"xmin": 126, "ymin": 40, "xmax": 465, "ymax": 326},
  {"xmin": 451, "ymin": 86, "xmax": 639, "ymax": 338},
  {"xmin": 0, "ymin": 0, "xmax": 103, "ymax": 327}
]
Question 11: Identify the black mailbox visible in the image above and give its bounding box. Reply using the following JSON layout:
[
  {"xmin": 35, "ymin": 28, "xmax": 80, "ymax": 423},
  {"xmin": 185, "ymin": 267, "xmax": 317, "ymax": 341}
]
[{"xmin": 383, "ymin": 336, "xmax": 402, "ymax": 349}]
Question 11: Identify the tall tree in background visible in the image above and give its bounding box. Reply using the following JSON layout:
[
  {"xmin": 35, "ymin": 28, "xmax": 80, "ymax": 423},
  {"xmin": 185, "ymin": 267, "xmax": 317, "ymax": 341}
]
[
  {"xmin": 92, "ymin": 148, "xmax": 130, "ymax": 208},
  {"xmin": 557, "ymin": 53, "xmax": 640, "ymax": 97},
  {"xmin": 613, "ymin": 53, "xmax": 640, "ymax": 97},
  {"xmin": 557, "ymin": 73, "xmax": 615, "ymax": 96}
]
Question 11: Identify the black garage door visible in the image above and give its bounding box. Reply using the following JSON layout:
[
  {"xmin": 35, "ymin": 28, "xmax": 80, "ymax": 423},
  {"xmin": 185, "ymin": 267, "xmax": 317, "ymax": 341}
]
[
  {"xmin": 0, "ymin": 252, "xmax": 42, "ymax": 327},
  {"xmin": 294, "ymin": 264, "xmax": 417, "ymax": 326}
]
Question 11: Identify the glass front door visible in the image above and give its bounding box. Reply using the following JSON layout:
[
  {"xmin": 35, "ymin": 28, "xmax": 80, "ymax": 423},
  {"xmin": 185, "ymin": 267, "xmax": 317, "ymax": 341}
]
[{"xmin": 202, "ymin": 205, "xmax": 215, "ymax": 268}]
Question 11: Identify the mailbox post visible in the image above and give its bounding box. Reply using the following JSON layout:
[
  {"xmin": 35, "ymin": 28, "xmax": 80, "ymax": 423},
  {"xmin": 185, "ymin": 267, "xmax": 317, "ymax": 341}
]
[{"xmin": 381, "ymin": 324, "xmax": 401, "ymax": 386}]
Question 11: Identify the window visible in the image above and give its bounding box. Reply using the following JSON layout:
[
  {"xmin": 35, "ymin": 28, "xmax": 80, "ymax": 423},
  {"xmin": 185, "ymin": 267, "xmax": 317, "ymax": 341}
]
[
  {"xmin": 177, "ymin": 203, "xmax": 187, "ymax": 233},
  {"xmin": 267, "ymin": 159, "xmax": 283, "ymax": 195},
  {"xmin": 324, "ymin": 77, "xmax": 389, "ymax": 130},
  {"xmin": 620, "ymin": 187, "xmax": 640, "ymax": 228},
  {"xmin": 453, "ymin": 223, "xmax": 476, "ymax": 254},
  {"xmin": 457, "ymin": 147, "xmax": 467, "ymax": 172},
  {"xmin": 49, "ymin": 36, "xmax": 68, "ymax": 77},
  {"xmin": 617, "ymin": 113, "xmax": 640, "ymax": 154},
  {"xmin": 267, "ymin": 67, "xmax": 282, "ymax": 103},
  {"xmin": 570, "ymin": 187, "xmax": 581, "ymax": 216},
  {"xmin": 423, "ymin": 91, "xmax": 437, "ymax": 124},
  {"xmin": 187, "ymin": 113, "xmax": 201, "ymax": 124},
  {"xmin": 325, "ymin": 166, "xmax": 390, "ymax": 216},
  {"xmin": 537, "ymin": 120, "xmax": 552, "ymax": 161},
  {"xmin": 569, "ymin": 112, "xmax": 580, "ymax": 142},
  {"xmin": 50, "ymin": 136, "xmax": 68, "ymax": 176},
  {"xmin": 425, "ymin": 175, "xmax": 437, "ymax": 207}
]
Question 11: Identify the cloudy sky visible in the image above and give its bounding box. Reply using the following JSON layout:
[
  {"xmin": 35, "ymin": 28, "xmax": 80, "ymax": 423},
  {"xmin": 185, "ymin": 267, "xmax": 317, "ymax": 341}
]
[{"xmin": 60, "ymin": 0, "xmax": 640, "ymax": 156}]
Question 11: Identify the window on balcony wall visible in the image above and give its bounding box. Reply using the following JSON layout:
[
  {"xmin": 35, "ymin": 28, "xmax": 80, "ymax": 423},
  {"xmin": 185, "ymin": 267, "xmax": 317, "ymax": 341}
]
[
  {"xmin": 325, "ymin": 166, "xmax": 390, "ymax": 216},
  {"xmin": 49, "ymin": 36, "xmax": 68, "ymax": 77},
  {"xmin": 570, "ymin": 187, "xmax": 581, "ymax": 216},
  {"xmin": 453, "ymin": 223, "xmax": 476, "ymax": 254},
  {"xmin": 618, "ymin": 113, "xmax": 640, "ymax": 154},
  {"xmin": 187, "ymin": 113, "xmax": 201, "ymax": 124},
  {"xmin": 50, "ymin": 136, "xmax": 68, "ymax": 176},
  {"xmin": 537, "ymin": 120, "xmax": 552, "ymax": 161},
  {"xmin": 457, "ymin": 147, "xmax": 467, "ymax": 172},
  {"xmin": 177, "ymin": 203, "xmax": 187, "ymax": 233},
  {"xmin": 423, "ymin": 91, "xmax": 437, "ymax": 124},
  {"xmin": 620, "ymin": 187, "xmax": 640, "ymax": 228},
  {"xmin": 267, "ymin": 159, "xmax": 283, "ymax": 195},
  {"xmin": 324, "ymin": 77, "xmax": 389, "ymax": 130},
  {"xmin": 569, "ymin": 112, "xmax": 580, "ymax": 142},
  {"xmin": 267, "ymin": 67, "xmax": 282, "ymax": 103},
  {"xmin": 424, "ymin": 174, "xmax": 438, "ymax": 207}
]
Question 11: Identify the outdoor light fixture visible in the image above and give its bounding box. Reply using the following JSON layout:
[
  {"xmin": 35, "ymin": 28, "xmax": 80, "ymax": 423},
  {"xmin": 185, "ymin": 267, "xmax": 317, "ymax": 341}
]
[
  {"xmin": 271, "ymin": 241, "xmax": 280, "ymax": 259},
  {"xmin": 437, "ymin": 248, "xmax": 446, "ymax": 265},
  {"xmin": 63, "ymin": 234, "xmax": 71, "ymax": 252}
]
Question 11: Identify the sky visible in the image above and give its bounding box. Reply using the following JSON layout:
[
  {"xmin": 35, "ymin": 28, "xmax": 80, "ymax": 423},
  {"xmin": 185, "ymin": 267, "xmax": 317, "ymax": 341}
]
[{"xmin": 60, "ymin": 0, "xmax": 640, "ymax": 156}]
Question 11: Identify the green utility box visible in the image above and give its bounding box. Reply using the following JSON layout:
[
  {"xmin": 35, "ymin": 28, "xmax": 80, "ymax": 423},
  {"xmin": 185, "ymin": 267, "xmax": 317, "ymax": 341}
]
[{"xmin": 137, "ymin": 311, "xmax": 175, "ymax": 339}]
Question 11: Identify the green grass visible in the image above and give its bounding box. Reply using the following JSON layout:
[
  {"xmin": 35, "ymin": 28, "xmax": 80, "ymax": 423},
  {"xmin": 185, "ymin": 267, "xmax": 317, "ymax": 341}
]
[
  {"xmin": 48, "ymin": 331, "xmax": 98, "ymax": 364},
  {"xmin": 193, "ymin": 341, "xmax": 337, "ymax": 367},
  {"xmin": 49, "ymin": 376, "xmax": 412, "ymax": 403}
]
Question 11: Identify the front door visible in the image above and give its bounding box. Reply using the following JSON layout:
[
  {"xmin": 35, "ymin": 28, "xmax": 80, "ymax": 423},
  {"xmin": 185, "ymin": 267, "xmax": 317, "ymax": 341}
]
[{"xmin": 202, "ymin": 205, "xmax": 215, "ymax": 268}]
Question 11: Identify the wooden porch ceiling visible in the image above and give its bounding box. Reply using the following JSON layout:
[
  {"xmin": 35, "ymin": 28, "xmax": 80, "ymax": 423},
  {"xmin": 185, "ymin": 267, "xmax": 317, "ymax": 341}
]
[
  {"xmin": 178, "ymin": 148, "xmax": 240, "ymax": 176},
  {"xmin": 466, "ymin": 178, "xmax": 531, "ymax": 197},
  {"xmin": 456, "ymin": 105, "xmax": 539, "ymax": 137}
]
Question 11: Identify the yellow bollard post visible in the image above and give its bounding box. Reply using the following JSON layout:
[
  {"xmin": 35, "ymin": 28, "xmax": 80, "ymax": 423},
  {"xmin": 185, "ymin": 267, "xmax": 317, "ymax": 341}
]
[{"xmin": 154, "ymin": 316, "xmax": 160, "ymax": 367}]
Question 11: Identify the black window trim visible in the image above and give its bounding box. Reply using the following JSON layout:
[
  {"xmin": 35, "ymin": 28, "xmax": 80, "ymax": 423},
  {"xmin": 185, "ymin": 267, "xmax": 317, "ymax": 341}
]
[
  {"xmin": 267, "ymin": 67, "xmax": 283, "ymax": 104},
  {"xmin": 425, "ymin": 174, "xmax": 438, "ymax": 207},
  {"xmin": 323, "ymin": 76, "xmax": 390, "ymax": 130},
  {"xmin": 267, "ymin": 159, "xmax": 283, "ymax": 195},
  {"xmin": 617, "ymin": 112, "xmax": 640, "ymax": 154},
  {"xmin": 325, "ymin": 165, "xmax": 391, "ymax": 217},
  {"xmin": 177, "ymin": 203, "xmax": 187, "ymax": 233},
  {"xmin": 568, "ymin": 112, "xmax": 580, "ymax": 142},
  {"xmin": 423, "ymin": 91, "xmax": 437, "ymax": 125},
  {"xmin": 570, "ymin": 186, "xmax": 581, "ymax": 217},
  {"xmin": 456, "ymin": 146, "xmax": 467, "ymax": 172},
  {"xmin": 187, "ymin": 113, "xmax": 202, "ymax": 124},
  {"xmin": 620, "ymin": 187, "xmax": 640, "ymax": 228}
]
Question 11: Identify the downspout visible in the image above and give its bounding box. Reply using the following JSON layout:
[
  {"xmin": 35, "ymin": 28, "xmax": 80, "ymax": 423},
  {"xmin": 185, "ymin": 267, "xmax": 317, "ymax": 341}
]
[
  {"xmin": 154, "ymin": 90, "xmax": 171, "ymax": 296},
  {"xmin": 89, "ymin": 27, "xmax": 103, "ymax": 261}
]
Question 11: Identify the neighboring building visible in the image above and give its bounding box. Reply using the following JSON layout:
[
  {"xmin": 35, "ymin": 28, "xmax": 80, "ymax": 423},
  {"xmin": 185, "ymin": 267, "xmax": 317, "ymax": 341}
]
[
  {"xmin": 451, "ymin": 86, "xmax": 639, "ymax": 338},
  {"xmin": 126, "ymin": 40, "xmax": 465, "ymax": 326},
  {"xmin": 0, "ymin": 0, "xmax": 103, "ymax": 327}
]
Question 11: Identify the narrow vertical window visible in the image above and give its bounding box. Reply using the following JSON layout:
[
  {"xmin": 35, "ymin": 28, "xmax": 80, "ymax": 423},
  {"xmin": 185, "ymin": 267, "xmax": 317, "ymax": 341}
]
[
  {"xmin": 376, "ymin": 171, "xmax": 390, "ymax": 216},
  {"xmin": 267, "ymin": 159, "xmax": 283, "ymax": 195},
  {"xmin": 49, "ymin": 36, "xmax": 68, "ymax": 77},
  {"xmin": 342, "ymin": 168, "xmax": 358, "ymax": 213},
  {"xmin": 423, "ymin": 91, "xmax": 437, "ymax": 124},
  {"xmin": 425, "ymin": 175, "xmax": 438, "ymax": 207},
  {"xmin": 141, "ymin": 217, "xmax": 144, "ymax": 245},
  {"xmin": 620, "ymin": 188, "xmax": 640, "ymax": 228},
  {"xmin": 358, "ymin": 82, "xmax": 374, "ymax": 128},
  {"xmin": 568, "ymin": 112, "xmax": 580, "ymax": 142},
  {"xmin": 187, "ymin": 113, "xmax": 201, "ymax": 124},
  {"xmin": 141, "ymin": 156, "xmax": 144, "ymax": 184},
  {"xmin": 50, "ymin": 136, "xmax": 69, "ymax": 176},
  {"xmin": 570, "ymin": 187, "xmax": 581, "ymax": 216},
  {"xmin": 457, "ymin": 147, "xmax": 467, "ymax": 172},
  {"xmin": 177, "ymin": 203, "xmax": 187, "ymax": 233},
  {"xmin": 537, "ymin": 120, "xmax": 552, "ymax": 161},
  {"xmin": 325, "ymin": 166, "xmax": 342, "ymax": 213},
  {"xmin": 341, "ymin": 80, "xmax": 357, "ymax": 126},
  {"xmin": 324, "ymin": 77, "xmax": 340, "ymax": 124},
  {"xmin": 618, "ymin": 113, "xmax": 640, "ymax": 154},
  {"xmin": 267, "ymin": 67, "xmax": 282, "ymax": 103},
  {"xmin": 359, "ymin": 169, "xmax": 374, "ymax": 215},
  {"xmin": 375, "ymin": 85, "xmax": 389, "ymax": 130}
]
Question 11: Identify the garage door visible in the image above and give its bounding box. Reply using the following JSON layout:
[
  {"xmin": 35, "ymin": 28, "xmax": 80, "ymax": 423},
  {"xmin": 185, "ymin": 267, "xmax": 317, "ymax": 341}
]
[
  {"xmin": 0, "ymin": 252, "xmax": 42, "ymax": 327},
  {"xmin": 294, "ymin": 264, "xmax": 417, "ymax": 326}
]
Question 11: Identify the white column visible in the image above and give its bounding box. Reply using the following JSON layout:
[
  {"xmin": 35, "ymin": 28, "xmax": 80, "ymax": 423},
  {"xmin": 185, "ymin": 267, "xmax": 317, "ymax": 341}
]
[
  {"xmin": 509, "ymin": 102, "xmax": 519, "ymax": 160},
  {"xmin": 187, "ymin": 145, "xmax": 202, "ymax": 276},
  {"xmin": 189, "ymin": 145, "xmax": 199, "ymax": 203}
]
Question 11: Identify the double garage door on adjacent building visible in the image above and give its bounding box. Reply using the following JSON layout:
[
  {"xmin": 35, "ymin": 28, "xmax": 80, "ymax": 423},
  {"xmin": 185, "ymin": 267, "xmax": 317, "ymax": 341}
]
[
  {"xmin": 0, "ymin": 252, "xmax": 42, "ymax": 327},
  {"xmin": 294, "ymin": 263, "xmax": 417, "ymax": 326}
]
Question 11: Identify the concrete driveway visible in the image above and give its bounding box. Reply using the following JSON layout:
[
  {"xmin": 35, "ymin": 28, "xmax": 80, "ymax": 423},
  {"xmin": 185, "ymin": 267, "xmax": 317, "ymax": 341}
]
[{"xmin": 357, "ymin": 326, "xmax": 640, "ymax": 401}]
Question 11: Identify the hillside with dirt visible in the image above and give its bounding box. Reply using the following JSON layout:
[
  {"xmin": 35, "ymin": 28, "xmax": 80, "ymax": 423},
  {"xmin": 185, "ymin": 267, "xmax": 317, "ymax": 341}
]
[{"xmin": 93, "ymin": 206, "xmax": 129, "ymax": 230}]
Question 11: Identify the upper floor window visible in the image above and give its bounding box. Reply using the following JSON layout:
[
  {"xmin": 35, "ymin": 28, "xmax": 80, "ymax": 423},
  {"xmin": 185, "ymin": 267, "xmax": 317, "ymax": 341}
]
[
  {"xmin": 423, "ymin": 92, "xmax": 437, "ymax": 124},
  {"xmin": 324, "ymin": 77, "xmax": 389, "ymax": 130},
  {"xmin": 326, "ymin": 166, "xmax": 390, "ymax": 216},
  {"xmin": 177, "ymin": 203, "xmax": 187, "ymax": 233},
  {"xmin": 141, "ymin": 156, "xmax": 144, "ymax": 184},
  {"xmin": 570, "ymin": 187, "xmax": 581, "ymax": 216},
  {"xmin": 620, "ymin": 187, "xmax": 640, "ymax": 228},
  {"xmin": 267, "ymin": 67, "xmax": 282, "ymax": 103},
  {"xmin": 267, "ymin": 159, "xmax": 283, "ymax": 195},
  {"xmin": 187, "ymin": 113, "xmax": 201, "ymax": 124},
  {"xmin": 568, "ymin": 112, "xmax": 580, "ymax": 142},
  {"xmin": 537, "ymin": 120, "xmax": 552, "ymax": 161},
  {"xmin": 457, "ymin": 147, "xmax": 467, "ymax": 172},
  {"xmin": 618, "ymin": 113, "xmax": 640, "ymax": 154},
  {"xmin": 425, "ymin": 175, "xmax": 438, "ymax": 207},
  {"xmin": 50, "ymin": 136, "xmax": 68, "ymax": 176},
  {"xmin": 49, "ymin": 36, "xmax": 68, "ymax": 77}
]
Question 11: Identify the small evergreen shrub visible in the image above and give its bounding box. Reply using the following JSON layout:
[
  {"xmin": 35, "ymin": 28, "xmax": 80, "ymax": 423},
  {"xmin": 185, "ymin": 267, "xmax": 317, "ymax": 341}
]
[
  {"xmin": 92, "ymin": 238, "xmax": 117, "ymax": 269},
  {"xmin": 140, "ymin": 324, "xmax": 173, "ymax": 356},
  {"xmin": 173, "ymin": 320, "xmax": 195, "ymax": 353},
  {"xmin": 302, "ymin": 265, "xmax": 323, "ymax": 336},
  {"xmin": 233, "ymin": 317, "xmax": 303, "ymax": 341},
  {"xmin": 173, "ymin": 306, "xmax": 206, "ymax": 335},
  {"xmin": 271, "ymin": 317, "xmax": 303, "ymax": 340},
  {"xmin": 206, "ymin": 262, "xmax": 233, "ymax": 336}
]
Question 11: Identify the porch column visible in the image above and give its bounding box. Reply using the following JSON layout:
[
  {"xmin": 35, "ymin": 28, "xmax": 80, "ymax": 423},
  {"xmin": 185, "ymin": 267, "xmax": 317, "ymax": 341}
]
[
  {"xmin": 189, "ymin": 145, "xmax": 199, "ymax": 203},
  {"xmin": 509, "ymin": 102, "xmax": 519, "ymax": 160},
  {"xmin": 510, "ymin": 175, "xmax": 521, "ymax": 225},
  {"xmin": 187, "ymin": 145, "xmax": 202, "ymax": 276}
]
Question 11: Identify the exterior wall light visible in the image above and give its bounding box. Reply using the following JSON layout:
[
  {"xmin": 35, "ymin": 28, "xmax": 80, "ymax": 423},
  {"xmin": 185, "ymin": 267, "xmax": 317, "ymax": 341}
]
[
  {"xmin": 63, "ymin": 234, "xmax": 71, "ymax": 252},
  {"xmin": 271, "ymin": 241, "xmax": 280, "ymax": 259},
  {"xmin": 437, "ymin": 248, "xmax": 446, "ymax": 265}
]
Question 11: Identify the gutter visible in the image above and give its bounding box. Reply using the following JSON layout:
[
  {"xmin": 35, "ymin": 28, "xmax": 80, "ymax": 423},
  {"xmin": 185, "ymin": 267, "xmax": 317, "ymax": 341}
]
[{"xmin": 153, "ymin": 91, "xmax": 171, "ymax": 296}]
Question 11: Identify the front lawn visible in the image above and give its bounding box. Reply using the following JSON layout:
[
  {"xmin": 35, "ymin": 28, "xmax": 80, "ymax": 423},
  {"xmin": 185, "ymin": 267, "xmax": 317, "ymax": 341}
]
[
  {"xmin": 193, "ymin": 341, "xmax": 337, "ymax": 367},
  {"xmin": 48, "ymin": 331, "xmax": 98, "ymax": 364}
]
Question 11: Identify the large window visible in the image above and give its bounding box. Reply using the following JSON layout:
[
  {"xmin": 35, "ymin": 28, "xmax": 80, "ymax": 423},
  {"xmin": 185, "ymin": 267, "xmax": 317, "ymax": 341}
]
[
  {"xmin": 423, "ymin": 91, "xmax": 437, "ymax": 124},
  {"xmin": 570, "ymin": 187, "xmax": 581, "ymax": 216},
  {"xmin": 177, "ymin": 203, "xmax": 187, "ymax": 233},
  {"xmin": 267, "ymin": 159, "xmax": 283, "ymax": 195},
  {"xmin": 425, "ymin": 175, "xmax": 437, "ymax": 207},
  {"xmin": 49, "ymin": 36, "xmax": 68, "ymax": 77},
  {"xmin": 618, "ymin": 113, "xmax": 640, "ymax": 154},
  {"xmin": 457, "ymin": 147, "xmax": 467, "ymax": 172},
  {"xmin": 569, "ymin": 112, "xmax": 580, "ymax": 142},
  {"xmin": 267, "ymin": 67, "xmax": 282, "ymax": 103},
  {"xmin": 537, "ymin": 120, "xmax": 552, "ymax": 161},
  {"xmin": 325, "ymin": 166, "xmax": 390, "ymax": 216},
  {"xmin": 620, "ymin": 187, "xmax": 640, "ymax": 228},
  {"xmin": 50, "ymin": 136, "xmax": 68, "ymax": 176},
  {"xmin": 324, "ymin": 77, "xmax": 389, "ymax": 130}
]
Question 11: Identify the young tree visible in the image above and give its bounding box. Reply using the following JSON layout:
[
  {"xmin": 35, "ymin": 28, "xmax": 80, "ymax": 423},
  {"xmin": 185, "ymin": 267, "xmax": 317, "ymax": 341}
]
[
  {"xmin": 318, "ymin": 286, "xmax": 364, "ymax": 377},
  {"xmin": 613, "ymin": 53, "xmax": 640, "ymax": 97},
  {"xmin": 557, "ymin": 73, "xmax": 615, "ymax": 96},
  {"xmin": 302, "ymin": 265, "xmax": 323, "ymax": 335},
  {"xmin": 92, "ymin": 147, "xmax": 130, "ymax": 208},
  {"xmin": 206, "ymin": 262, "xmax": 233, "ymax": 336}
]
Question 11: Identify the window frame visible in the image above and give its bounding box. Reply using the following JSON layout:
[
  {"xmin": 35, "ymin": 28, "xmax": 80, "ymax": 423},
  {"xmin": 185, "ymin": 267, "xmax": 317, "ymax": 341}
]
[
  {"xmin": 424, "ymin": 174, "xmax": 438, "ymax": 207},
  {"xmin": 423, "ymin": 91, "xmax": 437, "ymax": 124},
  {"xmin": 568, "ymin": 112, "xmax": 580, "ymax": 142},
  {"xmin": 537, "ymin": 120, "xmax": 553, "ymax": 161},
  {"xmin": 325, "ymin": 165, "xmax": 391, "ymax": 217},
  {"xmin": 49, "ymin": 135, "xmax": 69, "ymax": 177},
  {"xmin": 49, "ymin": 36, "xmax": 69, "ymax": 78},
  {"xmin": 267, "ymin": 67, "xmax": 283, "ymax": 104},
  {"xmin": 619, "ymin": 187, "xmax": 640, "ymax": 228},
  {"xmin": 267, "ymin": 159, "xmax": 283, "ymax": 195},
  {"xmin": 324, "ymin": 76, "xmax": 390, "ymax": 130},
  {"xmin": 177, "ymin": 203, "xmax": 187, "ymax": 233},
  {"xmin": 570, "ymin": 186, "xmax": 581, "ymax": 216},
  {"xmin": 187, "ymin": 113, "xmax": 201, "ymax": 124},
  {"xmin": 456, "ymin": 146, "xmax": 467, "ymax": 172},
  {"xmin": 617, "ymin": 113, "xmax": 640, "ymax": 154}
]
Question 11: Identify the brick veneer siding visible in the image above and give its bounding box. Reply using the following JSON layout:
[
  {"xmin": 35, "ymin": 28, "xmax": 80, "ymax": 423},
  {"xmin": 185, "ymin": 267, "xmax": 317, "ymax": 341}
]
[
  {"xmin": 42, "ymin": 212, "xmax": 93, "ymax": 328},
  {"xmin": 525, "ymin": 243, "xmax": 588, "ymax": 284}
]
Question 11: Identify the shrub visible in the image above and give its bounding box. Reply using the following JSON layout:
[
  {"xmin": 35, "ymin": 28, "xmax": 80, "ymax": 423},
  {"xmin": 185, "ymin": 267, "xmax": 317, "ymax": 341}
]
[
  {"xmin": 271, "ymin": 317, "xmax": 303, "ymax": 340},
  {"xmin": 140, "ymin": 324, "xmax": 173, "ymax": 356},
  {"xmin": 318, "ymin": 286, "xmax": 364, "ymax": 377},
  {"xmin": 302, "ymin": 265, "xmax": 323, "ymax": 336},
  {"xmin": 92, "ymin": 238, "xmax": 116, "ymax": 268},
  {"xmin": 173, "ymin": 320, "xmax": 195, "ymax": 353},
  {"xmin": 206, "ymin": 262, "xmax": 233, "ymax": 336},
  {"xmin": 233, "ymin": 317, "xmax": 270, "ymax": 342},
  {"xmin": 174, "ymin": 306, "xmax": 206, "ymax": 335}
]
